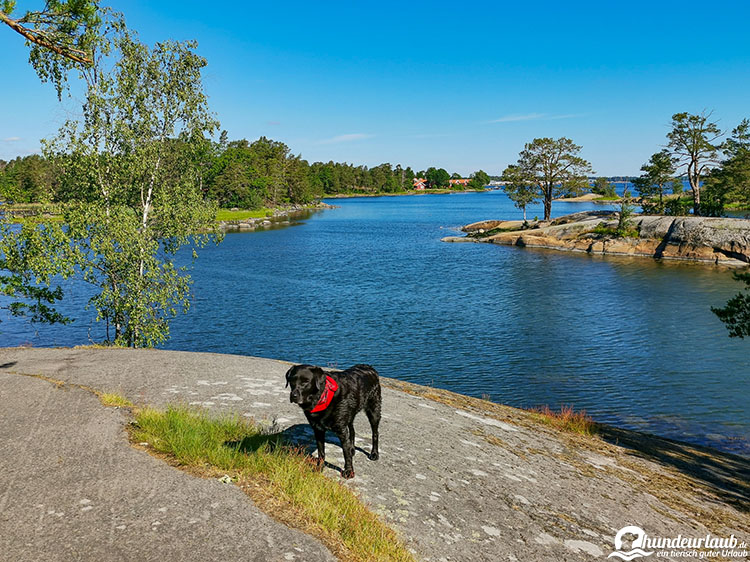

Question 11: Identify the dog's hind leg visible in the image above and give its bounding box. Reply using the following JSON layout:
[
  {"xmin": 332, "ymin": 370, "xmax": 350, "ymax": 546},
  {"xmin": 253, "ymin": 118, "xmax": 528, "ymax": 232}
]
[
  {"xmin": 338, "ymin": 428, "xmax": 356, "ymax": 479},
  {"xmin": 348, "ymin": 422, "xmax": 356, "ymax": 456},
  {"xmin": 365, "ymin": 394, "xmax": 381, "ymax": 461}
]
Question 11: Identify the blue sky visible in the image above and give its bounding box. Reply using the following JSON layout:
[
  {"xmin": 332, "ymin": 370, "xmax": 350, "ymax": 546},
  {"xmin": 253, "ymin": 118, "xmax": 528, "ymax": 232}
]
[{"xmin": 1, "ymin": 0, "xmax": 749, "ymax": 175}]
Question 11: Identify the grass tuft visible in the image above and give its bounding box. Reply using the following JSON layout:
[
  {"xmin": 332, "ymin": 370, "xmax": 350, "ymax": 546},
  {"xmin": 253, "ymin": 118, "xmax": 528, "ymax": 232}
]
[
  {"xmin": 591, "ymin": 224, "xmax": 640, "ymax": 238},
  {"xmin": 99, "ymin": 393, "xmax": 134, "ymax": 408},
  {"xmin": 129, "ymin": 406, "xmax": 414, "ymax": 562},
  {"xmin": 528, "ymin": 405, "xmax": 598, "ymax": 435}
]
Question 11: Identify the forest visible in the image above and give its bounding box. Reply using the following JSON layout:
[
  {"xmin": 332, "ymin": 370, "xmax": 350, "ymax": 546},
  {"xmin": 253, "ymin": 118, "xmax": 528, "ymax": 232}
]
[{"xmin": 0, "ymin": 136, "xmax": 489, "ymax": 209}]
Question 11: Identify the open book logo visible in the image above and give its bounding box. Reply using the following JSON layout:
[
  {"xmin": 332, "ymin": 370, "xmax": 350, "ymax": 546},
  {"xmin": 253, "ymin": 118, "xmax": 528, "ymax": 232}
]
[{"xmin": 608, "ymin": 526, "xmax": 654, "ymax": 561}]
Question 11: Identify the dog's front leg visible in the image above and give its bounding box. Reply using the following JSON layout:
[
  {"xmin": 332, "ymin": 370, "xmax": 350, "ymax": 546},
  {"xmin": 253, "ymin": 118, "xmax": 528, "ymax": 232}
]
[
  {"xmin": 337, "ymin": 428, "xmax": 355, "ymax": 479},
  {"xmin": 313, "ymin": 426, "xmax": 326, "ymax": 470}
]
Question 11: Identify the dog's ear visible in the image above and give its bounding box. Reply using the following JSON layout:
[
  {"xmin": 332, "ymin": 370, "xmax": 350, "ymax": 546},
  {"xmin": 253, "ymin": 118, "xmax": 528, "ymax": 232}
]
[
  {"xmin": 284, "ymin": 366, "xmax": 295, "ymax": 388},
  {"xmin": 311, "ymin": 366, "xmax": 327, "ymax": 390}
]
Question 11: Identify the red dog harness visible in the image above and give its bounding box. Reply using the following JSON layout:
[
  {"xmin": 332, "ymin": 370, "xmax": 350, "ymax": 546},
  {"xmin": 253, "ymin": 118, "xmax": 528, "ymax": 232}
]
[{"xmin": 310, "ymin": 376, "xmax": 338, "ymax": 413}]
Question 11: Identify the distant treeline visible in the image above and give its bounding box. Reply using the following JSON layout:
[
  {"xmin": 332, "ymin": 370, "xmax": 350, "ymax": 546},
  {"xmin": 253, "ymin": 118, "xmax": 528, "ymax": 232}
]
[{"xmin": 0, "ymin": 136, "xmax": 489, "ymax": 209}]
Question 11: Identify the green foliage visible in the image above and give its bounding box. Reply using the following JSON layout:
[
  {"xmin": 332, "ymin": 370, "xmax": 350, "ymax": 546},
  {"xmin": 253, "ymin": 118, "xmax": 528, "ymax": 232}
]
[
  {"xmin": 591, "ymin": 177, "xmax": 616, "ymax": 197},
  {"xmin": 704, "ymin": 118, "xmax": 750, "ymax": 213},
  {"xmin": 0, "ymin": 154, "xmax": 57, "ymax": 203},
  {"xmin": 664, "ymin": 196, "xmax": 693, "ymax": 216},
  {"xmin": 501, "ymin": 164, "xmax": 539, "ymax": 221},
  {"xmin": 592, "ymin": 224, "xmax": 639, "ymax": 239},
  {"xmin": 666, "ymin": 111, "xmax": 722, "ymax": 215},
  {"xmin": 1, "ymin": 1, "xmax": 103, "ymax": 98},
  {"xmin": 502, "ymin": 137, "xmax": 593, "ymax": 220},
  {"xmin": 633, "ymin": 150, "xmax": 679, "ymax": 214},
  {"xmin": 424, "ymin": 167, "xmax": 450, "ymax": 189},
  {"xmin": 468, "ymin": 169, "xmax": 490, "ymax": 190},
  {"xmin": 616, "ymin": 196, "xmax": 635, "ymax": 235},
  {"xmin": 2, "ymin": 17, "xmax": 222, "ymax": 347},
  {"xmin": 712, "ymin": 271, "xmax": 750, "ymax": 338},
  {"xmin": 0, "ymin": 241, "xmax": 69, "ymax": 325}
]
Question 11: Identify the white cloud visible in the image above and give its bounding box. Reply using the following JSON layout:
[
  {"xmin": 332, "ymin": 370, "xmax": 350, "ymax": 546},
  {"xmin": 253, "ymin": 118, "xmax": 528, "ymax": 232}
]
[
  {"xmin": 316, "ymin": 133, "xmax": 374, "ymax": 145},
  {"xmin": 2, "ymin": 136, "xmax": 21, "ymax": 142}
]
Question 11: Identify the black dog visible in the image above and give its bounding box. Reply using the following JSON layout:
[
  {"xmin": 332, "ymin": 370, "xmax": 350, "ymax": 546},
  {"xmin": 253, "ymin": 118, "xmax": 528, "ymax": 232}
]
[{"xmin": 285, "ymin": 363, "xmax": 381, "ymax": 478}]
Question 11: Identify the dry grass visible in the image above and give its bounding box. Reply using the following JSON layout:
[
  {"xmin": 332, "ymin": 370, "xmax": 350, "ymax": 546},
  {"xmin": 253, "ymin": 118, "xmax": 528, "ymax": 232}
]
[
  {"xmin": 527, "ymin": 405, "xmax": 598, "ymax": 435},
  {"xmin": 129, "ymin": 405, "xmax": 414, "ymax": 562}
]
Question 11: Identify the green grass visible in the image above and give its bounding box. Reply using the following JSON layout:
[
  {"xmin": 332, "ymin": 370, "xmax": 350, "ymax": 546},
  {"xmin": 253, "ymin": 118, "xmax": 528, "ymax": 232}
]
[
  {"xmin": 215, "ymin": 208, "xmax": 274, "ymax": 221},
  {"xmin": 591, "ymin": 224, "xmax": 640, "ymax": 238},
  {"xmin": 725, "ymin": 202, "xmax": 750, "ymax": 211},
  {"xmin": 99, "ymin": 393, "xmax": 134, "ymax": 407},
  {"xmin": 527, "ymin": 405, "xmax": 598, "ymax": 435},
  {"xmin": 129, "ymin": 406, "xmax": 414, "ymax": 562}
]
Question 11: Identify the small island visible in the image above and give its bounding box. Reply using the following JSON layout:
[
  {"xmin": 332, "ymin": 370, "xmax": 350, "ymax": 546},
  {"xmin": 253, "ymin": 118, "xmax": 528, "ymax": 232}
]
[{"xmin": 443, "ymin": 211, "xmax": 750, "ymax": 266}]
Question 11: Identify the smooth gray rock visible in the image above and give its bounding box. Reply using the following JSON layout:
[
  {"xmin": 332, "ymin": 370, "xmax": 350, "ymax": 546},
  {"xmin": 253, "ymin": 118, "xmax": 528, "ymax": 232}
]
[
  {"xmin": 0, "ymin": 363, "xmax": 334, "ymax": 562},
  {"xmin": 1, "ymin": 348, "xmax": 748, "ymax": 562}
]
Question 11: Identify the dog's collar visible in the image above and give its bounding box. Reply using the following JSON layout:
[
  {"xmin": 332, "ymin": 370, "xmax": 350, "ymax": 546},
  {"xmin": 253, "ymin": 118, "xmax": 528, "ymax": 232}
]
[{"xmin": 310, "ymin": 376, "xmax": 338, "ymax": 413}]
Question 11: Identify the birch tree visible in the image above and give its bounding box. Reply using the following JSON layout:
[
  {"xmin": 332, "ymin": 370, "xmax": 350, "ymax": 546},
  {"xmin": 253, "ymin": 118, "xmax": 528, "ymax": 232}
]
[{"xmin": 1, "ymin": 8, "xmax": 221, "ymax": 346}]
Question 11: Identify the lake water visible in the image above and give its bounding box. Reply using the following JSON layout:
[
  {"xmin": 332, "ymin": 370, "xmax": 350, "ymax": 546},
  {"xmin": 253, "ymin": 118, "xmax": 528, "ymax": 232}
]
[{"xmin": 3, "ymin": 191, "xmax": 749, "ymax": 455}]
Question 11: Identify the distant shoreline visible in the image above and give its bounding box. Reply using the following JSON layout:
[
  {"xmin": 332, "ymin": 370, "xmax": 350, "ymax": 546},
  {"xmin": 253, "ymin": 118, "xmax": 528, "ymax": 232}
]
[{"xmin": 323, "ymin": 188, "xmax": 487, "ymax": 199}]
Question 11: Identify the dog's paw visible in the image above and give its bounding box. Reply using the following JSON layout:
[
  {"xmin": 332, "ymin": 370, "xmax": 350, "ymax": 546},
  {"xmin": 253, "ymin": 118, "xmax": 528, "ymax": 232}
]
[
  {"xmin": 342, "ymin": 468, "xmax": 355, "ymax": 479},
  {"xmin": 369, "ymin": 451, "xmax": 379, "ymax": 461}
]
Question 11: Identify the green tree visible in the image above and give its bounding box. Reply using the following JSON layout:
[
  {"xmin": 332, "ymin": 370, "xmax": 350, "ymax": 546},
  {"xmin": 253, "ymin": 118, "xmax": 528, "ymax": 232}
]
[
  {"xmin": 0, "ymin": 155, "xmax": 55, "ymax": 203},
  {"xmin": 1, "ymin": 0, "xmax": 102, "ymax": 327},
  {"xmin": 502, "ymin": 137, "xmax": 593, "ymax": 220},
  {"xmin": 468, "ymin": 169, "xmax": 490, "ymax": 190},
  {"xmin": 501, "ymin": 164, "xmax": 539, "ymax": 221},
  {"xmin": 1, "ymin": 15, "xmax": 221, "ymax": 347},
  {"xmin": 704, "ymin": 119, "xmax": 750, "ymax": 212},
  {"xmin": 615, "ymin": 191, "xmax": 635, "ymax": 235},
  {"xmin": 206, "ymin": 140, "xmax": 264, "ymax": 209},
  {"xmin": 285, "ymin": 154, "xmax": 319, "ymax": 203},
  {"xmin": 712, "ymin": 271, "xmax": 750, "ymax": 338},
  {"xmin": 591, "ymin": 177, "xmax": 616, "ymax": 197},
  {"xmin": 632, "ymin": 150, "xmax": 679, "ymax": 214},
  {"xmin": 666, "ymin": 111, "xmax": 722, "ymax": 216},
  {"xmin": 425, "ymin": 167, "xmax": 450, "ymax": 189}
]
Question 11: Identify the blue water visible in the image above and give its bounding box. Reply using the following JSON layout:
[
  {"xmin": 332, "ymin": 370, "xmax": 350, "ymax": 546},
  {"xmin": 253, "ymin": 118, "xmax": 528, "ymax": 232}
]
[{"xmin": 3, "ymin": 191, "xmax": 749, "ymax": 454}]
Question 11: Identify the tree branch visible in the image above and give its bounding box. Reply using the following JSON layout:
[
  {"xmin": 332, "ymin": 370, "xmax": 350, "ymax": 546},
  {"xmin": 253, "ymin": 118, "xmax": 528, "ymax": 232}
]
[{"xmin": 0, "ymin": 10, "xmax": 92, "ymax": 64}]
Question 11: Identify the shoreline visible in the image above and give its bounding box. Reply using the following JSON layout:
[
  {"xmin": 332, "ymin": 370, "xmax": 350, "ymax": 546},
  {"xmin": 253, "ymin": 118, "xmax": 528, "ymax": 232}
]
[
  {"xmin": 2, "ymin": 347, "xmax": 747, "ymax": 561},
  {"xmin": 323, "ymin": 188, "xmax": 487, "ymax": 198},
  {"xmin": 444, "ymin": 211, "xmax": 750, "ymax": 266},
  {"xmin": 216, "ymin": 202, "xmax": 334, "ymax": 231}
]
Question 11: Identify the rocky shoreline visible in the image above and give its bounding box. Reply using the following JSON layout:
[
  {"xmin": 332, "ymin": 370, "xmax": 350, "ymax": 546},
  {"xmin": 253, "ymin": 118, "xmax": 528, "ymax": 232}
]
[
  {"xmin": 443, "ymin": 211, "xmax": 750, "ymax": 266},
  {"xmin": 217, "ymin": 202, "xmax": 335, "ymax": 231}
]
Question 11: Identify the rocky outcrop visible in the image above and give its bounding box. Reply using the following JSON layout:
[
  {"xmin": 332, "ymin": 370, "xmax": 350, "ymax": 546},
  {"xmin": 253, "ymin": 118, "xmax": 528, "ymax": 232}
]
[{"xmin": 445, "ymin": 211, "xmax": 750, "ymax": 266}]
